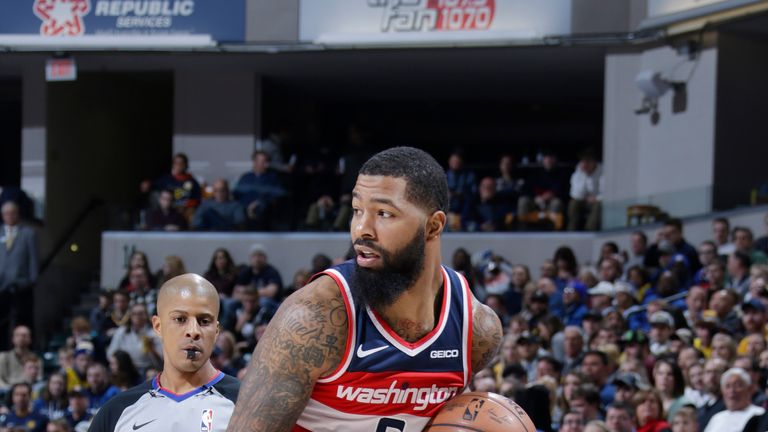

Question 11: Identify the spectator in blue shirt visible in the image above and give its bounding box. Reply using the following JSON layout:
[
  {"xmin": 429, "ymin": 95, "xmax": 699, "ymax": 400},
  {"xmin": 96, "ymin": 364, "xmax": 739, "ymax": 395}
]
[
  {"xmin": 562, "ymin": 281, "xmax": 589, "ymax": 326},
  {"xmin": 83, "ymin": 363, "xmax": 120, "ymax": 414},
  {"xmin": 193, "ymin": 179, "xmax": 246, "ymax": 231},
  {"xmin": 235, "ymin": 245, "xmax": 284, "ymax": 313},
  {"xmin": 233, "ymin": 151, "xmax": 285, "ymax": 230},
  {"xmin": 0, "ymin": 382, "xmax": 48, "ymax": 432},
  {"xmin": 445, "ymin": 152, "xmax": 476, "ymax": 228}
]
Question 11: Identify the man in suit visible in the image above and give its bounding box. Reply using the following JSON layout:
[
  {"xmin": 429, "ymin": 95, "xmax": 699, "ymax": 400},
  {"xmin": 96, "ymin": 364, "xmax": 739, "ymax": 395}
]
[{"xmin": 0, "ymin": 201, "xmax": 39, "ymax": 340}]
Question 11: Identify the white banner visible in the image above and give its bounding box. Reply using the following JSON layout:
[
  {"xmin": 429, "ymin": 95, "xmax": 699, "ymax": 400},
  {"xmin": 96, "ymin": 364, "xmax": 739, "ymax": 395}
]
[
  {"xmin": 647, "ymin": 0, "xmax": 728, "ymax": 17},
  {"xmin": 300, "ymin": 0, "xmax": 571, "ymax": 45}
]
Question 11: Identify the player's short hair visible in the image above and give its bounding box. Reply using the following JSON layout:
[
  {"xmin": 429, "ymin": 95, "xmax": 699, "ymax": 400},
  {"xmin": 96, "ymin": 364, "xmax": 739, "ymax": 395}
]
[{"xmin": 358, "ymin": 146, "xmax": 448, "ymax": 213}]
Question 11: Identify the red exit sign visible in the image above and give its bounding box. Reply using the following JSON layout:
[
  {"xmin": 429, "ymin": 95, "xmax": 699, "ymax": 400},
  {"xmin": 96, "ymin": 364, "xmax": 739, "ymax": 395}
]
[{"xmin": 46, "ymin": 58, "xmax": 77, "ymax": 82}]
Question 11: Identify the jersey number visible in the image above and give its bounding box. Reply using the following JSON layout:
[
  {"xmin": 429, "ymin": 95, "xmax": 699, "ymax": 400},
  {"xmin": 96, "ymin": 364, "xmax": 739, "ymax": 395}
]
[{"xmin": 376, "ymin": 418, "xmax": 406, "ymax": 432}]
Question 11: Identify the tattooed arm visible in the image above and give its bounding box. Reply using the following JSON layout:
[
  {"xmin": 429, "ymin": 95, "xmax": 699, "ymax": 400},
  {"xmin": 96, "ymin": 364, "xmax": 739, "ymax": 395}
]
[
  {"xmin": 470, "ymin": 295, "xmax": 503, "ymax": 374},
  {"xmin": 227, "ymin": 276, "xmax": 349, "ymax": 432}
]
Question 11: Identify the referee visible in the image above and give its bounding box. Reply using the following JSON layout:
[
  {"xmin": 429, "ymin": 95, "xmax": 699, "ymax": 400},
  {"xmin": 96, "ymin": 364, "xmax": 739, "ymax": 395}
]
[{"xmin": 89, "ymin": 274, "xmax": 239, "ymax": 431}]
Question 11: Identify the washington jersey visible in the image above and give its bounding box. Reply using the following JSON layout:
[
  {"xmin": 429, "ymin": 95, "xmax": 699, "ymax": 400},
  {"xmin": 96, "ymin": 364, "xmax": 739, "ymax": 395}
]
[
  {"xmin": 294, "ymin": 261, "xmax": 473, "ymax": 432},
  {"xmin": 88, "ymin": 372, "xmax": 239, "ymax": 432}
]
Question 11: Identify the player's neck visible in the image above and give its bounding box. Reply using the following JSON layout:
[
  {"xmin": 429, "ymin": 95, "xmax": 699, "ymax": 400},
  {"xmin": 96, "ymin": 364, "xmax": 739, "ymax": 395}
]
[
  {"xmin": 160, "ymin": 361, "xmax": 219, "ymax": 394},
  {"xmin": 379, "ymin": 258, "xmax": 444, "ymax": 343}
]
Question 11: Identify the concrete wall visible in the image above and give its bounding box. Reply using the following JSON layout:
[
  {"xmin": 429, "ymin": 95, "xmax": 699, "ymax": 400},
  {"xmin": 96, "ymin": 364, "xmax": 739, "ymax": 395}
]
[
  {"xmin": 602, "ymin": 44, "xmax": 718, "ymax": 228},
  {"xmin": 102, "ymin": 205, "xmax": 768, "ymax": 288},
  {"xmin": 21, "ymin": 64, "xmax": 47, "ymax": 219},
  {"xmin": 173, "ymin": 71, "xmax": 258, "ymax": 186},
  {"xmin": 101, "ymin": 231, "xmax": 595, "ymax": 289}
]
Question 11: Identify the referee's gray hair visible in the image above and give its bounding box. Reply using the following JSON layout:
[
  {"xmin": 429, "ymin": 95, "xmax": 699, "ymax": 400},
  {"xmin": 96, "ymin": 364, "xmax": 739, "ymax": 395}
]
[{"xmin": 720, "ymin": 367, "xmax": 751, "ymax": 388}]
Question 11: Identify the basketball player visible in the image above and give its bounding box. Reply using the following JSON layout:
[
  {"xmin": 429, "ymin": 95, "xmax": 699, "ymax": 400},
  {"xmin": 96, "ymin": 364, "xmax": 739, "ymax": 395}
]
[
  {"xmin": 228, "ymin": 147, "xmax": 503, "ymax": 431},
  {"xmin": 89, "ymin": 274, "xmax": 239, "ymax": 431}
]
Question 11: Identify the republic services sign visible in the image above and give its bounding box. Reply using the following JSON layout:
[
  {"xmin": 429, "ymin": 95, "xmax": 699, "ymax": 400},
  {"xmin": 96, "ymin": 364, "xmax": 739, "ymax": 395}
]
[{"xmin": 1, "ymin": 0, "xmax": 244, "ymax": 45}]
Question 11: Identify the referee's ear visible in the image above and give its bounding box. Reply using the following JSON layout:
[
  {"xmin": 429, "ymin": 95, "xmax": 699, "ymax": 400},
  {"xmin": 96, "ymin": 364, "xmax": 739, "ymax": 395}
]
[{"xmin": 152, "ymin": 314, "xmax": 162, "ymax": 338}]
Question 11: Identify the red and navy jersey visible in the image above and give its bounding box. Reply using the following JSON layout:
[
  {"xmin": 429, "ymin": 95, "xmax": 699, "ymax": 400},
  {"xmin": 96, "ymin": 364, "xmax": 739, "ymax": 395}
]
[{"xmin": 294, "ymin": 261, "xmax": 473, "ymax": 432}]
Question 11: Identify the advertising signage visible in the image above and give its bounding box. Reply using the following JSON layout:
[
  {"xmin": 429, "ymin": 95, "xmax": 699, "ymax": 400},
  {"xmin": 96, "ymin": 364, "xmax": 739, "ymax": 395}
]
[
  {"xmin": 300, "ymin": 0, "xmax": 572, "ymax": 45},
  {"xmin": 0, "ymin": 0, "xmax": 244, "ymax": 44}
]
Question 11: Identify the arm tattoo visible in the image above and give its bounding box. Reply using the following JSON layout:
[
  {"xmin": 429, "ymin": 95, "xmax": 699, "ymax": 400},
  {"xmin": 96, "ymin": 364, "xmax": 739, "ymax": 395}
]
[
  {"xmin": 471, "ymin": 303, "xmax": 503, "ymax": 374},
  {"xmin": 227, "ymin": 289, "xmax": 348, "ymax": 432}
]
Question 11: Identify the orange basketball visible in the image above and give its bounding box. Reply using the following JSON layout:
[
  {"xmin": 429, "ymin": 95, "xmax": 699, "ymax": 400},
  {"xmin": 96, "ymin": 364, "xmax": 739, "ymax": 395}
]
[{"xmin": 424, "ymin": 392, "xmax": 537, "ymax": 432}]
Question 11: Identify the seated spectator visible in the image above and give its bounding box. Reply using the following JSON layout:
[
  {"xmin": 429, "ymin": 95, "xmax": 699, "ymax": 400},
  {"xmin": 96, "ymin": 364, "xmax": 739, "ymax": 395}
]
[
  {"xmin": 569, "ymin": 384, "xmax": 602, "ymax": 423},
  {"xmin": 560, "ymin": 410, "xmax": 586, "ymax": 432},
  {"xmin": 0, "ymin": 382, "xmax": 47, "ymax": 432},
  {"xmin": 445, "ymin": 151, "xmax": 477, "ymax": 231},
  {"xmin": 98, "ymin": 291, "xmax": 130, "ymax": 342},
  {"xmin": 727, "ymin": 251, "xmax": 752, "ymax": 297},
  {"xmin": 567, "ymin": 152, "xmax": 603, "ymax": 231},
  {"xmin": 203, "ymin": 248, "xmax": 238, "ymax": 297},
  {"xmin": 462, "ymin": 177, "xmax": 513, "ymax": 232},
  {"xmin": 106, "ymin": 304, "xmax": 162, "ymax": 373},
  {"xmin": 64, "ymin": 342, "xmax": 93, "ymax": 393},
  {"xmin": 33, "ymin": 373, "xmax": 68, "ymax": 420},
  {"xmin": 304, "ymin": 195, "xmax": 350, "ymax": 232},
  {"xmin": 45, "ymin": 418, "xmax": 72, "ymax": 432},
  {"xmin": 192, "ymin": 179, "xmax": 245, "ymax": 231},
  {"xmin": 149, "ymin": 152, "xmax": 201, "ymax": 211},
  {"xmin": 235, "ymin": 245, "xmax": 283, "ymax": 312},
  {"xmin": 710, "ymin": 290, "xmax": 742, "ymax": 335},
  {"xmin": 652, "ymin": 358, "xmax": 689, "ymax": 423},
  {"xmin": 562, "ymin": 282, "xmax": 588, "ymax": 326},
  {"xmin": 698, "ymin": 357, "xmax": 728, "ymax": 429},
  {"xmin": 154, "ymin": 255, "xmax": 186, "ymax": 288},
  {"xmin": 733, "ymin": 226, "xmax": 768, "ymax": 265},
  {"xmin": 145, "ymin": 189, "xmax": 188, "ymax": 231},
  {"xmin": 704, "ymin": 368, "xmax": 765, "ymax": 432},
  {"xmin": 605, "ymin": 403, "xmax": 635, "ymax": 432},
  {"xmin": 214, "ymin": 331, "xmax": 245, "ymax": 377},
  {"xmin": 695, "ymin": 241, "xmax": 718, "ymax": 284},
  {"xmin": 83, "ymin": 363, "xmax": 119, "ymax": 414},
  {"xmin": 671, "ymin": 406, "xmax": 698, "ymax": 432},
  {"xmin": 117, "ymin": 251, "xmax": 156, "ymax": 290},
  {"xmin": 580, "ymin": 350, "xmax": 616, "ymax": 407},
  {"xmin": 309, "ymin": 254, "xmax": 333, "ymax": 276},
  {"xmin": 107, "ymin": 350, "xmax": 140, "ymax": 391},
  {"xmin": 712, "ymin": 217, "xmax": 735, "ymax": 256},
  {"xmin": 89, "ymin": 292, "xmax": 111, "ymax": 342},
  {"xmin": 495, "ymin": 154, "xmax": 524, "ymax": 205},
  {"xmin": 22, "ymin": 355, "xmax": 45, "ymax": 398},
  {"xmin": 0, "ymin": 325, "xmax": 35, "ymax": 390},
  {"xmin": 625, "ymin": 231, "xmax": 648, "ymax": 272},
  {"xmin": 517, "ymin": 150, "xmax": 567, "ymax": 220},
  {"xmin": 645, "ymin": 219, "xmax": 701, "ymax": 273},
  {"xmin": 649, "ymin": 311, "xmax": 675, "ymax": 357},
  {"xmin": 233, "ymin": 150, "xmax": 285, "ymax": 230},
  {"xmin": 63, "ymin": 391, "xmax": 91, "ymax": 430},
  {"xmin": 223, "ymin": 286, "xmax": 259, "ymax": 342},
  {"xmin": 284, "ymin": 269, "xmax": 310, "ymax": 298},
  {"xmin": 633, "ymin": 388, "xmax": 670, "ymax": 432}
]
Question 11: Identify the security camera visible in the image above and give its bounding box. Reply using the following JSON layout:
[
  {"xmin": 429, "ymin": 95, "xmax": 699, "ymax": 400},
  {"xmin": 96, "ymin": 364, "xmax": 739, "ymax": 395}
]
[{"xmin": 635, "ymin": 70, "xmax": 671, "ymax": 99}]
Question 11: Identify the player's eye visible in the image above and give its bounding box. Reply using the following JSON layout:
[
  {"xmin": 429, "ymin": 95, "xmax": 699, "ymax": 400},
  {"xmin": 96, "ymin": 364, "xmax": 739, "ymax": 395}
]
[
  {"xmin": 378, "ymin": 210, "xmax": 392, "ymax": 218},
  {"xmin": 174, "ymin": 316, "xmax": 186, "ymax": 324}
]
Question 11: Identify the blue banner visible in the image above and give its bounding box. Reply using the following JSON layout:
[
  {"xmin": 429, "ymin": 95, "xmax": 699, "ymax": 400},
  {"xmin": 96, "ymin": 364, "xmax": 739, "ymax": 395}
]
[{"xmin": 0, "ymin": 0, "xmax": 244, "ymax": 42}]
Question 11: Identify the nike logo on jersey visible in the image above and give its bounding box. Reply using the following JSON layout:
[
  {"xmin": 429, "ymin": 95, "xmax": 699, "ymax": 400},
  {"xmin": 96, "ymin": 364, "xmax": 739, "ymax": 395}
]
[
  {"xmin": 357, "ymin": 344, "xmax": 389, "ymax": 358},
  {"xmin": 133, "ymin": 419, "xmax": 157, "ymax": 430}
]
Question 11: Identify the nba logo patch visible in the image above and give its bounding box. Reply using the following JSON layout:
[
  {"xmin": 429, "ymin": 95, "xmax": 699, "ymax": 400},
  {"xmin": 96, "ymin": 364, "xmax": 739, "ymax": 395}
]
[{"xmin": 201, "ymin": 409, "xmax": 213, "ymax": 432}]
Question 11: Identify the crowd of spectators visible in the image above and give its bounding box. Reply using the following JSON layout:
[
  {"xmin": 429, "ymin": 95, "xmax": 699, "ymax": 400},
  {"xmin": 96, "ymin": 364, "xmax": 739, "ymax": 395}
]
[
  {"xmin": 0, "ymin": 212, "xmax": 765, "ymax": 431},
  {"xmin": 135, "ymin": 144, "xmax": 604, "ymax": 234}
]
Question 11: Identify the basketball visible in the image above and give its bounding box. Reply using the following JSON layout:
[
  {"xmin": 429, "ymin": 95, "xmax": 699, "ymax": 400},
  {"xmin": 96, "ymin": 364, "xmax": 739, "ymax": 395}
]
[{"xmin": 424, "ymin": 392, "xmax": 536, "ymax": 432}]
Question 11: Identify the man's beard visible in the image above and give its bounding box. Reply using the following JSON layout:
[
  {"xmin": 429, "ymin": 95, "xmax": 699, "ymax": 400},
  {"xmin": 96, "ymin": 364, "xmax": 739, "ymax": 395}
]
[{"xmin": 352, "ymin": 227, "xmax": 426, "ymax": 311}]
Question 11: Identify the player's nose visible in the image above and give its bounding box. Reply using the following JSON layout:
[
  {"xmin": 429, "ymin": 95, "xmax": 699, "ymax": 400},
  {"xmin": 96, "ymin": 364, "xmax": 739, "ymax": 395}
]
[{"xmin": 185, "ymin": 320, "xmax": 202, "ymax": 339}]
